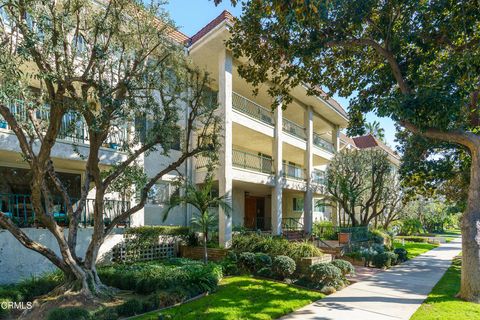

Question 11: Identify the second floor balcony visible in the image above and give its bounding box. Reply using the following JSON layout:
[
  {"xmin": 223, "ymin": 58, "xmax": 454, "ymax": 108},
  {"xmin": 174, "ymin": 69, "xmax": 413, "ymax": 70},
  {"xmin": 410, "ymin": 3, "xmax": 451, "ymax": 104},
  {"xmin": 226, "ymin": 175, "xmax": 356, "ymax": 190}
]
[{"xmin": 0, "ymin": 100, "xmax": 128, "ymax": 150}]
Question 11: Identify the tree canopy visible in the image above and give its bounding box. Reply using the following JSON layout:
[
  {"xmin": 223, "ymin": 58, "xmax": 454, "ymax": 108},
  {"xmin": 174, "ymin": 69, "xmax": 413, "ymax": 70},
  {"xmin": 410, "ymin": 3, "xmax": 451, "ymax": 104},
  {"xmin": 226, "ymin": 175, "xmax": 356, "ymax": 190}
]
[
  {"xmin": 0, "ymin": 0, "xmax": 219, "ymax": 302},
  {"xmin": 326, "ymin": 148, "xmax": 401, "ymax": 227},
  {"xmin": 216, "ymin": 0, "xmax": 480, "ymax": 301}
]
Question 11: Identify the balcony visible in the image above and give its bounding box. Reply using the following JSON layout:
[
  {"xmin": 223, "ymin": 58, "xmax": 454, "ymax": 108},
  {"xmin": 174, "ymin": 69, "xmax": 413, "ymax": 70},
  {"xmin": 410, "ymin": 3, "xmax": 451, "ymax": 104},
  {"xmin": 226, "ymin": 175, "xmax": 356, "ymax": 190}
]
[
  {"xmin": 0, "ymin": 193, "xmax": 130, "ymax": 228},
  {"xmin": 282, "ymin": 118, "xmax": 306, "ymax": 140},
  {"xmin": 232, "ymin": 149, "xmax": 273, "ymax": 174},
  {"xmin": 313, "ymin": 169, "xmax": 326, "ymax": 185},
  {"xmin": 232, "ymin": 92, "xmax": 274, "ymax": 126},
  {"xmin": 313, "ymin": 133, "xmax": 335, "ymax": 153},
  {"xmin": 0, "ymin": 100, "xmax": 128, "ymax": 150},
  {"xmin": 283, "ymin": 163, "xmax": 305, "ymax": 181}
]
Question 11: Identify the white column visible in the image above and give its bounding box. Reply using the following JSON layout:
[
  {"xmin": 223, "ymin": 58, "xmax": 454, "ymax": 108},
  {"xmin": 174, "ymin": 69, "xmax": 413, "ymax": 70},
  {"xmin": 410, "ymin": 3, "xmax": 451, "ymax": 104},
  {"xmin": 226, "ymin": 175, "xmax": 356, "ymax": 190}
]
[
  {"xmin": 332, "ymin": 125, "xmax": 340, "ymax": 153},
  {"xmin": 303, "ymin": 106, "xmax": 314, "ymax": 234},
  {"xmin": 331, "ymin": 124, "xmax": 341, "ymax": 226},
  {"xmin": 271, "ymin": 101, "xmax": 283, "ymax": 235},
  {"xmin": 218, "ymin": 49, "xmax": 233, "ymax": 248}
]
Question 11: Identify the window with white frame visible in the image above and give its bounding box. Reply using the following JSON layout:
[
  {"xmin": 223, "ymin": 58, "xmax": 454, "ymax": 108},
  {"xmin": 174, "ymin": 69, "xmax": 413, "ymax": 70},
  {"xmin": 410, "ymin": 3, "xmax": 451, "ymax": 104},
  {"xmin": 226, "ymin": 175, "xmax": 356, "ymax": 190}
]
[
  {"xmin": 314, "ymin": 200, "xmax": 326, "ymax": 213},
  {"xmin": 148, "ymin": 181, "xmax": 172, "ymax": 205}
]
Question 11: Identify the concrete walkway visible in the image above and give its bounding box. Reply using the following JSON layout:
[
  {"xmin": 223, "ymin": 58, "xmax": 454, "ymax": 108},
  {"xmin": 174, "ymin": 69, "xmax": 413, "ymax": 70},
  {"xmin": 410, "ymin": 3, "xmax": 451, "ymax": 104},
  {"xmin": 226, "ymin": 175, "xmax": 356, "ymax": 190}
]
[{"xmin": 281, "ymin": 239, "xmax": 462, "ymax": 320}]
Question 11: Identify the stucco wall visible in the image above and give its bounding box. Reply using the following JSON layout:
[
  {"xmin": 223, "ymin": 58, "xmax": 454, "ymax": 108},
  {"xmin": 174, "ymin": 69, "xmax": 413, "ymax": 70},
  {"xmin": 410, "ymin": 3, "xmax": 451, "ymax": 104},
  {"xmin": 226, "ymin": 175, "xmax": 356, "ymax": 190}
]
[
  {"xmin": 0, "ymin": 228, "xmax": 124, "ymax": 284},
  {"xmin": 144, "ymin": 204, "xmax": 187, "ymax": 226},
  {"xmin": 232, "ymin": 188, "xmax": 245, "ymax": 227}
]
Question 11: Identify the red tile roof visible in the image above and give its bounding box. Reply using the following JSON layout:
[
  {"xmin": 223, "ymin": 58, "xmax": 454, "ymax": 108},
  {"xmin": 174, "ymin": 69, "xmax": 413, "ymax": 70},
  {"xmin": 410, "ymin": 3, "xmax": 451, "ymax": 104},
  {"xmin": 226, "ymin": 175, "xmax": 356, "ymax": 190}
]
[
  {"xmin": 189, "ymin": 10, "xmax": 235, "ymax": 46},
  {"xmin": 353, "ymin": 134, "xmax": 399, "ymax": 159}
]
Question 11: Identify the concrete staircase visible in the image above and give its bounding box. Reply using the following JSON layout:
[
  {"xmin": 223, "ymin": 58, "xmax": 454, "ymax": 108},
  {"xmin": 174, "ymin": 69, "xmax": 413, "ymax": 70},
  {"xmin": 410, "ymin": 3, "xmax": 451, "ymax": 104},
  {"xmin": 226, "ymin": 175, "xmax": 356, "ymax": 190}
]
[{"xmin": 283, "ymin": 230, "xmax": 305, "ymax": 241}]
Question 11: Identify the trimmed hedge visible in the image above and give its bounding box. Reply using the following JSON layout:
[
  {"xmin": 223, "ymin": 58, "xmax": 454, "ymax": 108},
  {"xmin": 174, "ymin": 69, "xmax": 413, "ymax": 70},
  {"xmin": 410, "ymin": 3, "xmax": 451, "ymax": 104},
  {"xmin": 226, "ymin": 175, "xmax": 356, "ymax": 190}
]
[
  {"xmin": 331, "ymin": 260, "xmax": 355, "ymax": 278},
  {"xmin": 48, "ymin": 308, "xmax": 90, "ymax": 320},
  {"xmin": 309, "ymin": 263, "xmax": 343, "ymax": 288},
  {"xmin": 98, "ymin": 258, "xmax": 222, "ymax": 295},
  {"xmin": 231, "ymin": 233, "xmax": 322, "ymax": 260},
  {"xmin": 272, "ymin": 255, "xmax": 296, "ymax": 279}
]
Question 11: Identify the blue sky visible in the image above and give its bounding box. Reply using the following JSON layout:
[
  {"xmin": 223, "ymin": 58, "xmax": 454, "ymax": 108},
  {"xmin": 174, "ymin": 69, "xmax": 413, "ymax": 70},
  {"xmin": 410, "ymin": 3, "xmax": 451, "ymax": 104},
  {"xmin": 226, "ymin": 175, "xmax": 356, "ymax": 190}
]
[{"xmin": 164, "ymin": 0, "xmax": 398, "ymax": 148}]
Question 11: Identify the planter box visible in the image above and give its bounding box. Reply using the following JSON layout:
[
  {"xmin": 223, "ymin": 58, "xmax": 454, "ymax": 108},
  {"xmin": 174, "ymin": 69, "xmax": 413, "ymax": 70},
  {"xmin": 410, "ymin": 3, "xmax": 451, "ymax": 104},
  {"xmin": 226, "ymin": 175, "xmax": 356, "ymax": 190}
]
[
  {"xmin": 338, "ymin": 256, "xmax": 365, "ymax": 267},
  {"xmin": 179, "ymin": 245, "xmax": 228, "ymax": 262},
  {"xmin": 338, "ymin": 232, "xmax": 351, "ymax": 244},
  {"xmin": 296, "ymin": 254, "xmax": 333, "ymax": 273}
]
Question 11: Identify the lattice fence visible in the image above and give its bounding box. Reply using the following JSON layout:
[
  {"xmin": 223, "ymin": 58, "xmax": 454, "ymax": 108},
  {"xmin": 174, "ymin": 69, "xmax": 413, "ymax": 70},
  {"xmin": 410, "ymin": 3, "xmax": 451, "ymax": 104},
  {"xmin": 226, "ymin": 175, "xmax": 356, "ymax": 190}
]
[{"xmin": 112, "ymin": 236, "xmax": 179, "ymax": 263}]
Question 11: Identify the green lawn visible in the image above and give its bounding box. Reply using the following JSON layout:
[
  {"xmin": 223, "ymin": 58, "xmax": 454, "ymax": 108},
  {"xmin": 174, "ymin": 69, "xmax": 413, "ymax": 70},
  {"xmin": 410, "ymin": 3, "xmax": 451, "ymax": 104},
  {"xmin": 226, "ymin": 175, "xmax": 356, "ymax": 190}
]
[
  {"xmin": 434, "ymin": 229, "xmax": 461, "ymax": 243},
  {"xmin": 394, "ymin": 241, "xmax": 439, "ymax": 259},
  {"xmin": 411, "ymin": 258, "xmax": 480, "ymax": 320},
  {"xmin": 133, "ymin": 276, "xmax": 324, "ymax": 320}
]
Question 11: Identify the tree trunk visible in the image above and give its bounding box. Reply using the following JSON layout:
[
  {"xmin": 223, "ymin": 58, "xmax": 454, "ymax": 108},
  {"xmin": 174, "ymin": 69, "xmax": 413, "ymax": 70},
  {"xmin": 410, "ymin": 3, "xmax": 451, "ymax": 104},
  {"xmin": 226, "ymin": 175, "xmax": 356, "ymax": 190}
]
[
  {"xmin": 459, "ymin": 149, "xmax": 480, "ymax": 302},
  {"xmin": 203, "ymin": 231, "xmax": 208, "ymax": 264}
]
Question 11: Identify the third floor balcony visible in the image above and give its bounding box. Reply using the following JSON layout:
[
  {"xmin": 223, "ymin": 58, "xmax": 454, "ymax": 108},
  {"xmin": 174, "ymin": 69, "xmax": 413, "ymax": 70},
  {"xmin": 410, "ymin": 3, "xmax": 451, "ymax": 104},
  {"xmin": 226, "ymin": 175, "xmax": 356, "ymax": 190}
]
[{"xmin": 232, "ymin": 92, "xmax": 335, "ymax": 154}]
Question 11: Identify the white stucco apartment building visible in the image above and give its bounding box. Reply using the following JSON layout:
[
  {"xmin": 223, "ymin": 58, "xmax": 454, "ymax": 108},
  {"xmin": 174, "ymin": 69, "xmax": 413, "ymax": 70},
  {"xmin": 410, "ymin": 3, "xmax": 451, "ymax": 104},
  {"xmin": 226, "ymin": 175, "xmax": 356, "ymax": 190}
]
[
  {"xmin": 143, "ymin": 11, "xmax": 350, "ymax": 246},
  {"xmin": 0, "ymin": 10, "xmax": 351, "ymax": 247}
]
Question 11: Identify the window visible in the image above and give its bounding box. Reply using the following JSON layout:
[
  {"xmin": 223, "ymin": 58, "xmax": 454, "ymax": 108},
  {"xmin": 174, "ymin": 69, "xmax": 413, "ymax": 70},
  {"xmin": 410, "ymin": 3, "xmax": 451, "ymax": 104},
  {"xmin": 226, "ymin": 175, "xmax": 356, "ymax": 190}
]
[
  {"xmin": 72, "ymin": 35, "xmax": 87, "ymax": 55},
  {"xmin": 0, "ymin": 7, "xmax": 10, "ymax": 25},
  {"xmin": 148, "ymin": 182, "xmax": 171, "ymax": 205},
  {"xmin": 293, "ymin": 197, "xmax": 304, "ymax": 212},
  {"xmin": 314, "ymin": 200, "xmax": 326, "ymax": 213}
]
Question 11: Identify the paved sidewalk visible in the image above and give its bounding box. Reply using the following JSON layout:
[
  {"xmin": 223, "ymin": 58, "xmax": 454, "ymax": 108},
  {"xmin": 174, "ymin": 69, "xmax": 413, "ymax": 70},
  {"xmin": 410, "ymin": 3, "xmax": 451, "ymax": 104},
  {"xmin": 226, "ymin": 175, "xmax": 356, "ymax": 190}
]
[{"xmin": 280, "ymin": 239, "xmax": 462, "ymax": 320}]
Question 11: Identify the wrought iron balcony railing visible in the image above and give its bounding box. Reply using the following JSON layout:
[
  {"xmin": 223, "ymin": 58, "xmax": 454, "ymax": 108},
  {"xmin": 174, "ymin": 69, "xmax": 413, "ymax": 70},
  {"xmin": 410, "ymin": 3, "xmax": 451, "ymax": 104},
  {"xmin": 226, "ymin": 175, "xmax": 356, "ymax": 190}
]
[
  {"xmin": 232, "ymin": 149, "xmax": 273, "ymax": 174},
  {"xmin": 232, "ymin": 92, "xmax": 274, "ymax": 126},
  {"xmin": 0, "ymin": 100, "xmax": 128, "ymax": 150},
  {"xmin": 282, "ymin": 118, "xmax": 307, "ymax": 140},
  {"xmin": 313, "ymin": 132, "xmax": 335, "ymax": 153},
  {"xmin": 0, "ymin": 193, "xmax": 130, "ymax": 228},
  {"xmin": 283, "ymin": 163, "xmax": 306, "ymax": 181}
]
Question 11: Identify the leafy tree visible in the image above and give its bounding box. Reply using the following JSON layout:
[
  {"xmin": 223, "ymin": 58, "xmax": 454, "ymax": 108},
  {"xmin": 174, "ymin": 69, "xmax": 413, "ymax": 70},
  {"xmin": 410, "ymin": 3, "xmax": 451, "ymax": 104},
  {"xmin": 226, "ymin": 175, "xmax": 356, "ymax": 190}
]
[
  {"xmin": 0, "ymin": 0, "xmax": 219, "ymax": 302},
  {"xmin": 365, "ymin": 121, "xmax": 386, "ymax": 142},
  {"xmin": 327, "ymin": 149, "xmax": 398, "ymax": 227},
  {"xmin": 163, "ymin": 177, "xmax": 231, "ymax": 263},
  {"xmin": 215, "ymin": 0, "xmax": 480, "ymax": 301}
]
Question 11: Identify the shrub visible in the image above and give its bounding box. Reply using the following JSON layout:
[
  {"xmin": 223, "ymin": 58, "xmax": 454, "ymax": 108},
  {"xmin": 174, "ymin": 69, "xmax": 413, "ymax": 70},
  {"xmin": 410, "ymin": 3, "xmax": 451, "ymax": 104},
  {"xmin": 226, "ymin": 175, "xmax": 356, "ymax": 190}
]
[
  {"xmin": 257, "ymin": 267, "xmax": 273, "ymax": 278},
  {"xmin": 359, "ymin": 247, "xmax": 378, "ymax": 266},
  {"xmin": 98, "ymin": 259, "xmax": 222, "ymax": 295},
  {"xmin": 400, "ymin": 218, "xmax": 423, "ymax": 235},
  {"xmin": 331, "ymin": 260, "xmax": 355, "ymax": 278},
  {"xmin": 396, "ymin": 236, "xmax": 430, "ymax": 243},
  {"xmin": 0, "ymin": 298, "xmax": 11, "ymax": 318},
  {"xmin": 372, "ymin": 252, "xmax": 398, "ymax": 268},
  {"xmin": 232, "ymin": 234, "xmax": 322, "ymax": 260},
  {"xmin": 272, "ymin": 255, "xmax": 296, "ymax": 279},
  {"xmin": 48, "ymin": 307, "xmax": 91, "ymax": 320},
  {"xmin": 255, "ymin": 253, "xmax": 272, "ymax": 270},
  {"xmin": 156, "ymin": 288, "xmax": 188, "ymax": 308},
  {"xmin": 309, "ymin": 263, "xmax": 343, "ymax": 288},
  {"xmin": 238, "ymin": 252, "xmax": 256, "ymax": 272},
  {"xmin": 394, "ymin": 247, "xmax": 408, "ymax": 262},
  {"xmin": 116, "ymin": 299, "xmax": 143, "ymax": 317},
  {"xmin": 92, "ymin": 308, "xmax": 118, "ymax": 320},
  {"xmin": 369, "ymin": 229, "xmax": 393, "ymax": 248},
  {"xmin": 220, "ymin": 251, "xmax": 239, "ymax": 275},
  {"xmin": 313, "ymin": 221, "xmax": 337, "ymax": 240},
  {"xmin": 0, "ymin": 271, "xmax": 64, "ymax": 303}
]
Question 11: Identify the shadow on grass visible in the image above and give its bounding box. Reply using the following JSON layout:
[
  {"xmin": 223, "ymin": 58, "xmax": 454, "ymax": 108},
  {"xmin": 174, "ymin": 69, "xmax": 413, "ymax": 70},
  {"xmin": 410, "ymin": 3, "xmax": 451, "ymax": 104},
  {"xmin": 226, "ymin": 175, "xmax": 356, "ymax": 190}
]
[{"xmin": 155, "ymin": 277, "xmax": 324, "ymax": 320}]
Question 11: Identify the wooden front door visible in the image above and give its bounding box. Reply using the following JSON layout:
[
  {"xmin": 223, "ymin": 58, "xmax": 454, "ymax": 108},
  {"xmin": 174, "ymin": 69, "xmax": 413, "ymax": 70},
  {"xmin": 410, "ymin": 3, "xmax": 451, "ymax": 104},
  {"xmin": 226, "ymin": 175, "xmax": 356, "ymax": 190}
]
[{"xmin": 245, "ymin": 197, "xmax": 257, "ymax": 229}]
